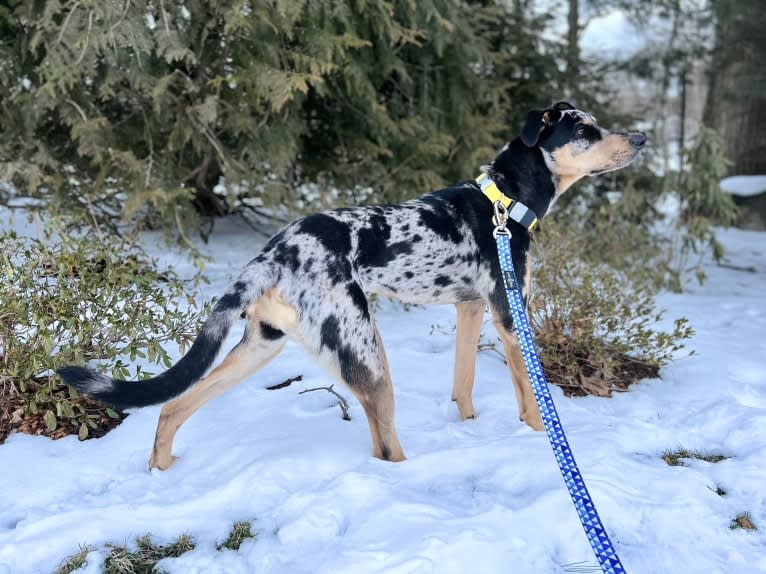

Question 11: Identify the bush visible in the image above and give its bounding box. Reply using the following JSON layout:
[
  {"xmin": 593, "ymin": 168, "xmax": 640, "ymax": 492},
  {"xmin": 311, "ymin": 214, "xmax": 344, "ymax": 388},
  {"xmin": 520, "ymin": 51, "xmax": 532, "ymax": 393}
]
[
  {"xmin": 530, "ymin": 219, "xmax": 694, "ymax": 397},
  {"xmin": 665, "ymin": 127, "xmax": 739, "ymax": 289},
  {"xmin": 557, "ymin": 125, "xmax": 739, "ymax": 293},
  {"xmin": 0, "ymin": 222, "xmax": 208, "ymax": 442}
]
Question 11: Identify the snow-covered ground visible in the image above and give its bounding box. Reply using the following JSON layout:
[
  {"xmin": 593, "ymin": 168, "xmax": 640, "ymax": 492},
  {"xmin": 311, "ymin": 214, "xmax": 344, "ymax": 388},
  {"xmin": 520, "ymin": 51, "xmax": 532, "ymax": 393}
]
[
  {"xmin": 1, "ymin": 216, "xmax": 765, "ymax": 574},
  {"xmin": 721, "ymin": 176, "xmax": 766, "ymax": 197}
]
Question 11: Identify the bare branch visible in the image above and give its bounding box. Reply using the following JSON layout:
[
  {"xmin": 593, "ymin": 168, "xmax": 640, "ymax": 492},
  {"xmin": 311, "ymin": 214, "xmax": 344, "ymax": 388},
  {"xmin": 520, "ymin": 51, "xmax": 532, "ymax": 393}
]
[
  {"xmin": 75, "ymin": 10, "xmax": 94, "ymax": 65},
  {"xmin": 717, "ymin": 262, "xmax": 758, "ymax": 273},
  {"xmin": 57, "ymin": 1, "xmax": 81, "ymax": 44},
  {"xmin": 159, "ymin": 0, "xmax": 171, "ymax": 35},
  {"xmin": 265, "ymin": 375, "xmax": 303, "ymax": 391},
  {"xmin": 66, "ymin": 99, "xmax": 88, "ymax": 122},
  {"xmin": 298, "ymin": 384, "xmax": 351, "ymax": 421},
  {"xmin": 477, "ymin": 341, "xmax": 507, "ymax": 363}
]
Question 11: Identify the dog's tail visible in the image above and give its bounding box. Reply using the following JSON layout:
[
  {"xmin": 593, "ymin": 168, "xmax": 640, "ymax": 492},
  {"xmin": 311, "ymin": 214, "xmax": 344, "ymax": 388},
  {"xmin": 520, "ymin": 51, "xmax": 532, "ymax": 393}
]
[{"xmin": 57, "ymin": 264, "xmax": 276, "ymax": 409}]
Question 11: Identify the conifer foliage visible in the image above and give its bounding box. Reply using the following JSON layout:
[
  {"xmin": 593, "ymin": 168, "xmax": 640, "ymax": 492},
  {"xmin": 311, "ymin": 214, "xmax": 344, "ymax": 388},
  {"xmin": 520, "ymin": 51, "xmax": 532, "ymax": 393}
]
[{"xmin": 0, "ymin": 0, "xmax": 514, "ymax": 228}]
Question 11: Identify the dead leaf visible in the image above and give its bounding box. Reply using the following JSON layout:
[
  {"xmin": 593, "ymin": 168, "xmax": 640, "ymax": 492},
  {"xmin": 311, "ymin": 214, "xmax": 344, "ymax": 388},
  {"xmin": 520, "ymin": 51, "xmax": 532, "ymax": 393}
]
[
  {"xmin": 578, "ymin": 371, "xmax": 612, "ymax": 397},
  {"xmin": 734, "ymin": 515, "xmax": 756, "ymax": 530},
  {"xmin": 11, "ymin": 408, "xmax": 23, "ymax": 424}
]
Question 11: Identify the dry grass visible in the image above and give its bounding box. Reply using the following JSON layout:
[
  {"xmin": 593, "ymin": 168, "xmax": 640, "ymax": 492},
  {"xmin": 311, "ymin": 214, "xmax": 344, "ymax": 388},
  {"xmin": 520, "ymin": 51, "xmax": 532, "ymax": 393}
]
[
  {"xmin": 58, "ymin": 521, "xmax": 259, "ymax": 572},
  {"xmin": 661, "ymin": 448, "xmax": 729, "ymax": 467},
  {"xmin": 54, "ymin": 545, "xmax": 93, "ymax": 574},
  {"xmin": 102, "ymin": 534, "xmax": 195, "ymax": 574},
  {"xmin": 217, "ymin": 521, "xmax": 257, "ymax": 551},
  {"xmin": 730, "ymin": 512, "xmax": 757, "ymax": 531}
]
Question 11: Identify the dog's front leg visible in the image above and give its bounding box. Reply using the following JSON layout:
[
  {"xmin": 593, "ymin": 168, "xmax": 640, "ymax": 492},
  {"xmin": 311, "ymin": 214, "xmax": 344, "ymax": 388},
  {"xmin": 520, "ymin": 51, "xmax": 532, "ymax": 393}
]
[
  {"xmin": 451, "ymin": 299, "xmax": 486, "ymax": 420},
  {"xmin": 491, "ymin": 319, "xmax": 543, "ymax": 431}
]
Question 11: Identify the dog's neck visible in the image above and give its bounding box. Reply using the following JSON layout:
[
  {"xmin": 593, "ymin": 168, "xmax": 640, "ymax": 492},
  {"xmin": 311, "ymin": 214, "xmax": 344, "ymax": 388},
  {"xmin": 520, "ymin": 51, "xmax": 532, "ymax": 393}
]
[{"xmin": 486, "ymin": 138, "xmax": 557, "ymax": 220}]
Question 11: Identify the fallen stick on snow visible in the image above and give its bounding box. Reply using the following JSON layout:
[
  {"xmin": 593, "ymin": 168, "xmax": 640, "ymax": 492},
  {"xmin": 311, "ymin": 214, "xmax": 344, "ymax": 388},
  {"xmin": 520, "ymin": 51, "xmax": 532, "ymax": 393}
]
[
  {"xmin": 265, "ymin": 375, "xmax": 303, "ymax": 390},
  {"xmin": 298, "ymin": 384, "xmax": 352, "ymax": 421}
]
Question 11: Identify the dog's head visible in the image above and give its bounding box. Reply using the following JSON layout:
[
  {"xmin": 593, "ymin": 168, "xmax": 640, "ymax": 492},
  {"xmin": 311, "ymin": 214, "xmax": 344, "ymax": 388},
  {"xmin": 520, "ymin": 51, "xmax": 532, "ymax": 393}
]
[{"xmin": 520, "ymin": 101, "xmax": 645, "ymax": 184}]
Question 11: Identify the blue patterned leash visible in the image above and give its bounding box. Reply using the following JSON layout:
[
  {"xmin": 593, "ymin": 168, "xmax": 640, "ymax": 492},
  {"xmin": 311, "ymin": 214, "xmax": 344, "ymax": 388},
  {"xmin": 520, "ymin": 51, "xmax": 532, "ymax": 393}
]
[{"xmin": 492, "ymin": 202, "xmax": 626, "ymax": 574}]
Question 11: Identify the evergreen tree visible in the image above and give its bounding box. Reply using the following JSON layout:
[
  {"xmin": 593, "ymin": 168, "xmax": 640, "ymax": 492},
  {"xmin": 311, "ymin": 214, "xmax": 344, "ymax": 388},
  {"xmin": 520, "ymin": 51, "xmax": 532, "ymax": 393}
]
[{"xmin": 1, "ymin": 0, "xmax": 534, "ymax": 232}]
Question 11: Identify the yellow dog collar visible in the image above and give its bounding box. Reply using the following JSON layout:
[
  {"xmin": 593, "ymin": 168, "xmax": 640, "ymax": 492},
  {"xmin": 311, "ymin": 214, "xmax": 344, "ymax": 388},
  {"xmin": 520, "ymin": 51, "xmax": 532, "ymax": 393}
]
[{"xmin": 475, "ymin": 173, "xmax": 539, "ymax": 232}]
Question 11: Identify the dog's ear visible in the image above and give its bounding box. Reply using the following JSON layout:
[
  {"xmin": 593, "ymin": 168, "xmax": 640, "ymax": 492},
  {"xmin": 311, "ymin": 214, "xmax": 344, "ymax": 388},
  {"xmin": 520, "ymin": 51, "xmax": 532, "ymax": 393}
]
[{"xmin": 520, "ymin": 109, "xmax": 551, "ymax": 147}]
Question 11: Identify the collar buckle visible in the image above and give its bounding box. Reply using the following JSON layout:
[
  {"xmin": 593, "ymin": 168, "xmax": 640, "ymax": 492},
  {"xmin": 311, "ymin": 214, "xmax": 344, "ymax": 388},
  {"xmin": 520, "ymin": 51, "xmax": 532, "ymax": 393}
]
[{"xmin": 492, "ymin": 201, "xmax": 511, "ymax": 238}]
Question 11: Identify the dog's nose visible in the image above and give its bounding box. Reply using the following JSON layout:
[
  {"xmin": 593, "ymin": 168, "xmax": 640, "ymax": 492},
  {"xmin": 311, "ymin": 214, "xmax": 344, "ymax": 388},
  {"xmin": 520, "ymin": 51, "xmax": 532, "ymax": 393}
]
[{"xmin": 629, "ymin": 133, "xmax": 646, "ymax": 148}]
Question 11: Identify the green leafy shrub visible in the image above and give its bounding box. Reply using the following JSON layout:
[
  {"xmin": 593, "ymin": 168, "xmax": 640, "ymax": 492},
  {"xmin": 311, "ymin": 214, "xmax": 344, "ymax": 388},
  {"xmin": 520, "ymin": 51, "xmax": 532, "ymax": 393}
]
[
  {"xmin": 0, "ymin": 223, "xmax": 208, "ymax": 442},
  {"xmin": 530, "ymin": 220, "xmax": 694, "ymax": 397},
  {"xmin": 680, "ymin": 128, "xmax": 739, "ymax": 232},
  {"xmin": 662, "ymin": 127, "xmax": 740, "ymax": 290},
  {"xmin": 559, "ymin": 125, "xmax": 739, "ymax": 293}
]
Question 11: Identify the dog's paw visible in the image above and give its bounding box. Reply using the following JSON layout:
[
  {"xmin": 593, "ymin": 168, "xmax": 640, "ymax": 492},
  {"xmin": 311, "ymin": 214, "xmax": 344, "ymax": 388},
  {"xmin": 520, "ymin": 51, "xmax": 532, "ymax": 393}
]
[
  {"xmin": 522, "ymin": 413, "xmax": 544, "ymax": 432},
  {"xmin": 149, "ymin": 451, "xmax": 178, "ymax": 471}
]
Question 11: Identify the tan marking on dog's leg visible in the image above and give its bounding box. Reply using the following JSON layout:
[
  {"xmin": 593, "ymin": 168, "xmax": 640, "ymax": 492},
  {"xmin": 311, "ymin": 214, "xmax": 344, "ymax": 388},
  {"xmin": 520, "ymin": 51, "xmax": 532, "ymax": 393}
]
[
  {"xmin": 249, "ymin": 288, "xmax": 300, "ymax": 335},
  {"xmin": 347, "ymin": 323, "xmax": 406, "ymax": 462},
  {"xmin": 149, "ymin": 291, "xmax": 294, "ymax": 470},
  {"xmin": 149, "ymin": 336, "xmax": 285, "ymax": 470},
  {"xmin": 523, "ymin": 260, "xmax": 533, "ymax": 307},
  {"xmin": 492, "ymin": 319, "xmax": 543, "ymax": 431},
  {"xmin": 451, "ymin": 299, "xmax": 486, "ymax": 420}
]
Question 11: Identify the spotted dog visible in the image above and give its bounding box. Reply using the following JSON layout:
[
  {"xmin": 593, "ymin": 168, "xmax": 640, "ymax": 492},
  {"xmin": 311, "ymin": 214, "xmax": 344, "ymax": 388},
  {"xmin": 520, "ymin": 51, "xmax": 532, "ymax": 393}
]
[{"xmin": 59, "ymin": 101, "xmax": 646, "ymax": 470}]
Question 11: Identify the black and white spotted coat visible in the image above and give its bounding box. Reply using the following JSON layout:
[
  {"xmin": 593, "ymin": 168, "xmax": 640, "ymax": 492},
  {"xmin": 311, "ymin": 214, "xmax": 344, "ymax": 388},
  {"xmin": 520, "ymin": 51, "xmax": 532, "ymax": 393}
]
[{"xmin": 231, "ymin": 138, "xmax": 554, "ymax": 389}]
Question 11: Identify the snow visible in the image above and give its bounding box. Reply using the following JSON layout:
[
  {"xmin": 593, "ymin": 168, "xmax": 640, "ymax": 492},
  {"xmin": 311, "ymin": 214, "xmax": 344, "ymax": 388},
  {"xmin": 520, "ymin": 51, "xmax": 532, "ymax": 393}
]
[
  {"xmin": 721, "ymin": 176, "xmax": 766, "ymax": 197},
  {"xmin": 145, "ymin": 12, "xmax": 157, "ymax": 31},
  {"xmin": 2, "ymin": 215, "xmax": 766, "ymax": 574},
  {"xmin": 581, "ymin": 11, "xmax": 645, "ymax": 60}
]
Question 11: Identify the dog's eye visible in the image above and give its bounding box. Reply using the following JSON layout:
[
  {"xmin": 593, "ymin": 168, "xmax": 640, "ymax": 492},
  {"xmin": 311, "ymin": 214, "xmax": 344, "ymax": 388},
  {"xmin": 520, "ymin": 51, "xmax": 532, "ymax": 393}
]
[{"xmin": 576, "ymin": 126, "xmax": 586, "ymax": 137}]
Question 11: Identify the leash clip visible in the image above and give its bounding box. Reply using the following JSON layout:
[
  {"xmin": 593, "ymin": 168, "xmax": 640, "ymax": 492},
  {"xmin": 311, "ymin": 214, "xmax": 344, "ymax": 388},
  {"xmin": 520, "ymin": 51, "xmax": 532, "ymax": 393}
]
[{"xmin": 492, "ymin": 201, "xmax": 510, "ymax": 238}]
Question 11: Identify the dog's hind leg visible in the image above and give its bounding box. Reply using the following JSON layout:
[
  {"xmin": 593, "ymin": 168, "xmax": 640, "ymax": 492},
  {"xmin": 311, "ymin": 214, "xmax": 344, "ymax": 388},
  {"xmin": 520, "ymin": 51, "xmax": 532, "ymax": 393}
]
[
  {"xmin": 301, "ymin": 292, "xmax": 405, "ymax": 462},
  {"xmin": 451, "ymin": 299, "xmax": 486, "ymax": 420},
  {"xmin": 348, "ymin": 323, "xmax": 406, "ymax": 462},
  {"xmin": 490, "ymin": 313, "xmax": 543, "ymax": 431},
  {"xmin": 354, "ymin": 385, "xmax": 405, "ymax": 462},
  {"xmin": 149, "ymin": 292, "xmax": 292, "ymax": 470}
]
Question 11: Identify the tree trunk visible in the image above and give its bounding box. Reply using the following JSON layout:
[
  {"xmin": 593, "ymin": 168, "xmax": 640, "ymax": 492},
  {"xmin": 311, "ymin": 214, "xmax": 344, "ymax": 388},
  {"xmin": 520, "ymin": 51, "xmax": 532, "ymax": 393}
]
[
  {"xmin": 566, "ymin": 0, "xmax": 579, "ymax": 98},
  {"xmin": 191, "ymin": 151, "xmax": 227, "ymax": 217},
  {"xmin": 679, "ymin": 66, "xmax": 687, "ymax": 172},
  {"xmin": 704, "ymin": 0, "xmax": 766, "ymax": 175}
]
